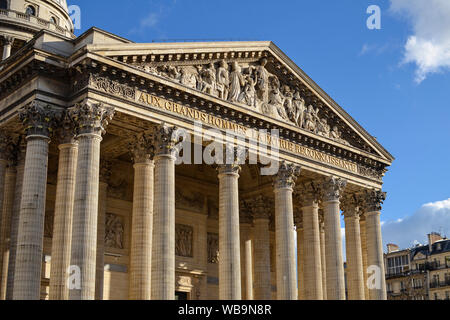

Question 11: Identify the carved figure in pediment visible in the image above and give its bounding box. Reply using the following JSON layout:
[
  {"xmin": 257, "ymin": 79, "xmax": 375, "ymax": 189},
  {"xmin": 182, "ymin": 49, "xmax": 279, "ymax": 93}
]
[
  {"xmin": 200, "ymin": 63, "xmax": 217, "ymax": 96},
  {"xmin": 216, "ymin": 60, "xmax": 230, "ymax": 100},
  {"xmin": 255, "ymin": 58, "xmax": 272, "ymax": 106},
  {"xmin": 293, "ymin": 91, "xmax": 307, "ymax": 127},
  {"xmin": 317, "ymin": 118, "xmax": 331, "ymax": 138},
  {"xmin": 228, "ymin": 61, "xmax": 245, "ymax": 103},
  {"xmin": 167, "ymin": 65, "xmax": 181, "ymax": 80},
  {"xmin": 144, "ymin": 65, "xmax": 158, "ymax": 75},
  {"xmin": 305, "ymin": 105, "xmax": 320, "ymax": 132},
  {"xmin": 180, "ymin": 66, "xmax": 199, "ymax": 89},
  {"xmin": 239, "ymin": 74, "xmax": 257, "ymax": 107},
  {"xmin": 331, "ymin": 126, "xmax": 350, "ymax": 146},
  {"xmin": 268, "ymin": 78, "xmax": 289, "ymax": 121},
  {"xmin": 283, "ymin": 86, "xmax": 295, "ymax": 120}
]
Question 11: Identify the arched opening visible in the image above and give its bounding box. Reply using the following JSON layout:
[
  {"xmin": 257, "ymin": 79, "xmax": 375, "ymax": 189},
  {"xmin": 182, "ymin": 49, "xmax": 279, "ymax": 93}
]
[
  {"xmin": 25, "ymin": 5, "xmax": 36, "ymax": 16},
  {"xmin": 50, "ymin": 16, "xmax": 57, "ymax": 24},
  {"xmin": 0, "ymin": 0, "xmax": 8, "ymax": 10}
]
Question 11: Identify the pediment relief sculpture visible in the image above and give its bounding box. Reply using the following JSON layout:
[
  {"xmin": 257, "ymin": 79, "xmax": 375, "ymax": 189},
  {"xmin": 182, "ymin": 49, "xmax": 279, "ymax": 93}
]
[{"xmin": 135, "ymin": 58, "xmax": 351, "ymax": 147}]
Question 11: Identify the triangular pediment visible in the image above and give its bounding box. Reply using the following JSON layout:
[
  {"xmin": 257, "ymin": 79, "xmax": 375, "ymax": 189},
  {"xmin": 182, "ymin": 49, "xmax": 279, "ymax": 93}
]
[
  {"xmin": 86, "ymin": 40, "xmax": 393, "ymax": 163},
  {"xmin": 413, "ymin": 251, "xmax": 426, "ymax": 260}
]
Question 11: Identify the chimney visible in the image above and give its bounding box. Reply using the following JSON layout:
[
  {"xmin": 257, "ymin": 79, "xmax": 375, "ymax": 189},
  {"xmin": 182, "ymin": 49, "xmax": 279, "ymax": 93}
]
[
  {"xmin": 428, "ymin": 232, "xmax": 443, "ymax": 252},
  {"xmin": 387, "ymin": 243, "xmax": 399, "ymax": 253}
]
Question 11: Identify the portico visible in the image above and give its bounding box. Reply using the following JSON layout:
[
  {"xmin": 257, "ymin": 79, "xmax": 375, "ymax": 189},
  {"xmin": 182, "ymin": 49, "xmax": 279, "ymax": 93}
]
[{"xmin": 0, "ymin": 26, "xmax": 393, "ymax": 300}]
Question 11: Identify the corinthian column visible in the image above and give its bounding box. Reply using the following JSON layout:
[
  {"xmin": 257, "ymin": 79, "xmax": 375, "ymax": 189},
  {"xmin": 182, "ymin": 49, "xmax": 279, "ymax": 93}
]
[
  {"xmin": 273, "ymin": 162, "xmax": 300, "ymax": 300},
  {"xmin": 239, "ymin": 202, "xmax": 253, "ymax": 300},
  {"xmin": 129, "ymin": 133, "xmax": 154, "ymax": 300},
  {"xmin": 13, "ymin": 102, "xmax": 58, "ymax": 300},
  {"xmin": 342, "ymin": 195, "xmax": 365, "ymax": 300},
  {"xmin": 294, "ymin": 210, "xmax": 305, "ymax": 300},
  {"xmin": 96, "ymin": 160, "xmax": 111, "ymax": 300},
  {"xmin": 250, "ymin": 195, "xmax": 271, "ymax": 300},
  {"xmin": 49, "ymin": 114, "xmax": 78, "ymax": 300},
  {"xmin": 322, "ymin": 176, "xmax": 347, "ymax": 300},
  {"xmin": 5, "ymin": 138, "xmax": 25, "ymax": 300},
  {"xmin": 301, "ymin": 182, "xmax": 323, "ymax": 300},
  {"xmin": 360, "ymin": 216, "xmax": 369, "ymax": 299},
  {"xmin": 152, "ymin": 124, "xmax": 179, "ymax": 300},
  {"xmin": 68, "ymin": 100, "xmax": 115, "ymax": 300},
  {"xmin": 0, "ymin": 131, "xmax": 11, "ymax": 221},
  {"xmin": 0, "ymin": 141, "xmax": 17, "ymax": 300},
  {"xmin": 363, "ymin": 190, "xmax": 387, "ymax": 300},
  {"xmin": 319, "ymin": 212, "xmax": 327, "ymax": 300},
  {"xmin": 218, "ymin": 164, "xmax": 241, "ymax": 300}
]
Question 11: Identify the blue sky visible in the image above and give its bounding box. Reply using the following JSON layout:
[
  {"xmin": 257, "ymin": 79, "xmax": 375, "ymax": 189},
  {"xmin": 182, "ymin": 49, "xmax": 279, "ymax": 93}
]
[{"xmin": 69, "ymin": 0, "xmax": 450, "ymax": 249}]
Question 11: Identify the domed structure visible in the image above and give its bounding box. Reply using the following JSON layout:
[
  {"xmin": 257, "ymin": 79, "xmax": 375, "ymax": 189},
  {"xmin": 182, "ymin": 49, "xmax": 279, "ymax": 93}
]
[{"xmin": 0, "ymin": 0, "xmax": 74, "ymax": 60}]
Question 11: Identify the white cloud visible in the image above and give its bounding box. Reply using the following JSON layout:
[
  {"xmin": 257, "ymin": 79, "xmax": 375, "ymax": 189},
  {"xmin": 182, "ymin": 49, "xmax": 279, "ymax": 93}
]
[
  {"xmin": 390, "ymin": 0, "xmax": 450, "ymax": 82},
  {"xmin": 382, "ymin": 198, "xmax": 450, "ymax": 251}
]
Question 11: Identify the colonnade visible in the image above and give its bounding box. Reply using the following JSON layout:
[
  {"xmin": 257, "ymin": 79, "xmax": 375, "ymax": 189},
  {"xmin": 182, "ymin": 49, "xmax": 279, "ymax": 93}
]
[{"xmin": 0, "ymin": 99, "xmax": 387, "ymax": 300}]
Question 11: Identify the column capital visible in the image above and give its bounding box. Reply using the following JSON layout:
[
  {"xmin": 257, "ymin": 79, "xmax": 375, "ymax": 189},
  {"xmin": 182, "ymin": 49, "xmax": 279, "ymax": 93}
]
[
  {"xmin": 322, "ymin": 176, "xmax": 347, "ymax": 202},
  {"xmin": 362, "ymin": 189, "xmax": 386, "ymax": 213},
  {"xmin": 341, "ymin": 193, "xmax": 361, "ymax": 219},
  {"xmin": 99, "ymin": 159, "xmax": 112, "ymax": 184},
  {"xmin": 273, "ymin": 161, "xmax": 301, "ymax": 190},
  {"xmin": 239, "ymin": 199, "xmax": 253, "ymax": 225},
  {"xmin": 153, "ymin": 123, "xmax": 181, "ymax": 157},
  {"xmin": 0, "ymin": 130, "xmax": 14, "ymax": 162},
  {"xmin": 129, "ymin": 132, "xmax": 155, "ymax": 164},
  {"xmin": 69, "ymin": 99, "xmax": 115, "ymax": 137},
  {"xmin": 217, "ymin": 163, "xmax": 241, "ymax": 176},
  {"xmin": 298, "ymin": 181, "xmax": 322, "ymax": 205},
  {"xmin": 19, "ymin": 101, "xmax": 61, "ymax": 138},
  {"xmin": 56, "ymin": 110, "xmax": 77, "ymax": 144},
  {"xmin": 248, "ymin": 194, "xmax": 271, "ymax": 221},
  {"xmin": 294, "ymin": 208, "xmax": 303, "ymax": 228},
  {"xmin": 1, "ymin": 36, "xmax": 14, "ymax": 46}
]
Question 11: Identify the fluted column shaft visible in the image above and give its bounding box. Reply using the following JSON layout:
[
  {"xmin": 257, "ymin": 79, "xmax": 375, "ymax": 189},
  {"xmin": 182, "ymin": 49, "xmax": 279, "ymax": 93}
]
[
  {"xmin": 95, "ymin": 180, "xmax": 107, "ymax": 300},
  {"xmin": 0, "ymin": 159, "xmax": 7, "ymax": 224},
  {"xmin": 218, "ymin": 165, "xmax": 241, "ymax": 300},
  {"xmin": 302, "ymin": 200, "xmax": 323, "ymax": 300},
  {"xmin": 68, "ymin": 100, "xmax": 114, "ymax": 301},
  {"xmin": 322, "ymin": 177, "xmax": 346, "ymax": 300},
  {"xmin": 320, "ymin": 220, "xmax": 327, "ymax": 300},
  {"xmin": 360, "ymin": 219, "xmax": 369, "ymax": 299},
  {"xmin": 253, "ymin": 216, "xmax": 271, "ymax": 300},
  {"xmin": 296, "ymin": 225, "xmax": 305, "ymax": 300},
  {"xmin": 49, "ymin": 142, "xmax": 78, "ymax": 300},
  {"xmin": 366, "ymin": 211, "xmax": 387, "ymax": 300},
  {"xmin": 13, "ymin": 135, "xmax": 50, "ymax": 300},
  {"xmin": 0, "ymin": 166, "xmax": 16, "ymax": 299},
  {"xmin": 69, "ymin": 133, "xmax": 102, "ymax": 300},
  {"xmin": 6, "ymin": 149, "xmax": 25, "ymax": 300},
  {"xmin": 344, "ymin": 211, "xmax": 365, "ymax": 300},
  {"xmin": 240, "ymin": 223, "xmax": 253, "ymax": 300},
  {"xmin": 130, "ymin": 151, "xmax": 154, "ymax": 300},
  {"xmin": 273, "ymin": 163, "xmax": 299, "ymax": 300},
  {"xmin": 323, "ymin": 198, "xmax": 346, "ymax": 300}
]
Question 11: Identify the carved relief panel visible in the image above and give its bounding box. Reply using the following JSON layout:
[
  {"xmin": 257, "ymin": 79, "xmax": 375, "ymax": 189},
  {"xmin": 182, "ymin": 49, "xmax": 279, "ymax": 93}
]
[
  {"xmin": 207, "ymin": 233, "xmax": 219, "ymax": 264},
  {"xmin": 105, "ymin": 213, "xmax": 125, "ymax": 250},
  {"xmin": 176, "ymin": 224, "xmax": 193, "ymax": 258}
]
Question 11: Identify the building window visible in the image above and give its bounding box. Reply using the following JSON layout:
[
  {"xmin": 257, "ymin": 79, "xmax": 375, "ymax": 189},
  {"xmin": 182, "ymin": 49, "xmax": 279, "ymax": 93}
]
[
  {"xmin": 50, "ymin": 16, "xmax": 57, "ymax": 24},
  {"xmin": 0, "ymin": 0, "xmax": 7, "ymax": 10},
  {"xmin": 25, "ymin": 5, "xmax": 36, "ymax": 16}
]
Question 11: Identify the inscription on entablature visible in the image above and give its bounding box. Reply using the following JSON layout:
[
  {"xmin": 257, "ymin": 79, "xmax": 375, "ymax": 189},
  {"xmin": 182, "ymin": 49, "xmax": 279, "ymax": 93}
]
[{"xmin": 88, "ymin": 74, "xmax": 382, "ymax": 180}]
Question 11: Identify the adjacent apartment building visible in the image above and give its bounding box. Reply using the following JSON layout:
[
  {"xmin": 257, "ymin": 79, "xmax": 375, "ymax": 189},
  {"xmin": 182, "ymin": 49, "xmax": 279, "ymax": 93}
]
[{"xmin": 384, "ymin": 232, "xmax": 450, "ymax": 300}]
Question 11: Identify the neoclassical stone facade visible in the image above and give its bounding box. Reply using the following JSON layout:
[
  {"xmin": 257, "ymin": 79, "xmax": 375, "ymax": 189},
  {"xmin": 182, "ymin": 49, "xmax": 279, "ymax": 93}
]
[{"xmin": 0, "ymin": 3, "xmax": 393, "ymax": 300}]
